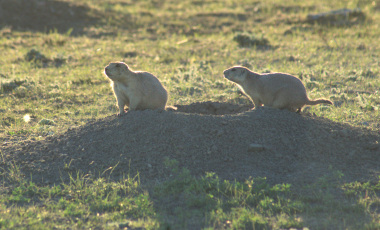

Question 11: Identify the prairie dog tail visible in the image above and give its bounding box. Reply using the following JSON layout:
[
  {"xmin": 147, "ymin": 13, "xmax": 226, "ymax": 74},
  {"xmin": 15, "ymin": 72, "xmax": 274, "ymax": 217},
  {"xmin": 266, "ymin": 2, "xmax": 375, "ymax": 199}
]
[
  {"xmin": 165, "ymin": 106, "xmax": 178, "ymax": 111},
  {"xmin": 306, "ymin": 98, "xmax": 333, "ymax": 105}
]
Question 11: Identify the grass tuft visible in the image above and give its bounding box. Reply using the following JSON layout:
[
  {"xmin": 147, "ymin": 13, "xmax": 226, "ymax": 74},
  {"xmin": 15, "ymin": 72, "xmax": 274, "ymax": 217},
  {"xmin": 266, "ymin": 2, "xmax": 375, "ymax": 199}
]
[{"xmin": 233, "ymin": 32, "xmax": 270, "ymax": 48}]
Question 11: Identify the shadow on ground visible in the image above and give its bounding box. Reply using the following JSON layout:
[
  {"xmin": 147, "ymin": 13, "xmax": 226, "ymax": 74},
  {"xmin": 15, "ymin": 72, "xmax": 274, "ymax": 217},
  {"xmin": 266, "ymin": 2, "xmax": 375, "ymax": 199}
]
[{"xmin": 0, "ymin": 0, "xmax": 114, "ymax": 35}]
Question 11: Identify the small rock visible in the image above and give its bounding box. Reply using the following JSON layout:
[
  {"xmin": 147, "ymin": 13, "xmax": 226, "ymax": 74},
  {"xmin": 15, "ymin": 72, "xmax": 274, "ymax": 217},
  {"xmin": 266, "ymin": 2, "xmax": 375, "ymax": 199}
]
[
  {"xmin": 216, "ymin": 130, "xmax": 224, "ymax": 137},
  {"xmin": 365, "ymin": 142, "xmax": 379, "ymax": 151},
  {"xmin": 233, "ymin": 32, "xmax": 270, "ymax": 47},
  {"xmin": 38, "ymin": 119, "xmax": 55, "ymax": 126},
  {"xmin": 357, "ymin": 44, "xmax": 366, "ymax": 50},
  {"xmin": 248, "ymin": 143, "xmax": 265, "ymax": 152},
  {"xmin": 25, "ymin": 49, "xmax": 49, "ymax": 63},
  {"xmin": 287, "ymin": 55, "xmax": 296, "ymax": 62},
  {"xmin": 283, "ymin": 29, "xmax": 293, "ymax": 36},
  {"xmin": 275, "ymin": 153, "xmax": 282, "ymax": 158}
]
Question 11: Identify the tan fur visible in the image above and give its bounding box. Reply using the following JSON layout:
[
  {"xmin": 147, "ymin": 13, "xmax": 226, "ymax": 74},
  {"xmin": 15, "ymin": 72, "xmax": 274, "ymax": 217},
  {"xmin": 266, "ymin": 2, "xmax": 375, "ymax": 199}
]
[
  {"xmin": 104, "ymin": 62, "xmax": 168, "ymax": 115},
  {"xmin": 223, "ymin": 66, "xmax": 333, "ymax": 112}
]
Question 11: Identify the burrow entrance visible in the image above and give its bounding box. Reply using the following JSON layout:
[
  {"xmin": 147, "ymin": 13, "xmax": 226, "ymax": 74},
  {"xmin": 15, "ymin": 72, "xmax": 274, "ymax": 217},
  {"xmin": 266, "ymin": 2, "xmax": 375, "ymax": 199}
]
[{"xmin": 174, "ymin": 101, "xmax": 252, "ymax": 115}]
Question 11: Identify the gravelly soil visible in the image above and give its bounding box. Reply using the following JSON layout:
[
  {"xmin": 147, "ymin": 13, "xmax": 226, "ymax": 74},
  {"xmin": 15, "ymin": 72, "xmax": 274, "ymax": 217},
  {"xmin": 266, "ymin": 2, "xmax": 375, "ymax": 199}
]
[{"xmin": 1, "ymin": 102, "xmax": 379, "ymax": 188}]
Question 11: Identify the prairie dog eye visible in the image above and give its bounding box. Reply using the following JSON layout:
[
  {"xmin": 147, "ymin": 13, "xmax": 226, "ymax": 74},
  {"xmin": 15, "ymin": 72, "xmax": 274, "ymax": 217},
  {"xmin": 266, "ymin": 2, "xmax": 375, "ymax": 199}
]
[
  {"xmin": 115, "ymin": 63, "xmax": 120, "ymax": 68},
  {"xmin": 231, "ymin": 68, "xmax": 236, "ymax": 72}
]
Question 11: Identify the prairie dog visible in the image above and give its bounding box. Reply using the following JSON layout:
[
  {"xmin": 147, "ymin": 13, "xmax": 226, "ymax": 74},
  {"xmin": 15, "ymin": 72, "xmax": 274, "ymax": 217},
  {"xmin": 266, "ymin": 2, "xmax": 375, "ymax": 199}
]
[
  {"xmin": 104, "ymin": 62, "xmax": 168, "ymax": 115},
  {"xmin": 223, "ymin": 66, "xmax": 332, "ymax": 113}
]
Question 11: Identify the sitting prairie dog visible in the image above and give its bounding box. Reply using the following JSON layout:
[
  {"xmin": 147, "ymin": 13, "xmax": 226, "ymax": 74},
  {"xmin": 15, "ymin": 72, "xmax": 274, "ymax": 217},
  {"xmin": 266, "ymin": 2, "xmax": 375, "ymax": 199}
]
[
  {"xmin": 223, "ymin": 66, "xmax": 332, "ymax": 113},
  {"xmin": 104, "ymin": 62, "xmax": 168, "ymax": 115}
]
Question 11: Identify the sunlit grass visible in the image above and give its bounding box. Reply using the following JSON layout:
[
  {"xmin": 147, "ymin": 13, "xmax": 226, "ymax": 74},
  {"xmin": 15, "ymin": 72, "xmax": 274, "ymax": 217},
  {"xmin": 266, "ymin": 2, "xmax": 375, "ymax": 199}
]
[
  {"xmin": 1, "ymin": 158, "xmax": 379, "ymax": 229},
  {"xmin": 0, "ymin": 0, "xmax": 379, "ymax": 229}
]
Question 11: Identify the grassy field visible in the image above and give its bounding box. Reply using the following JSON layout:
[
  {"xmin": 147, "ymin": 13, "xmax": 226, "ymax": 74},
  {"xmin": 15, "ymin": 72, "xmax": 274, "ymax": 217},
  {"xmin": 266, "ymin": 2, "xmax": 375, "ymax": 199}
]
[{"xmin": 1, "ymin": 0, "xmax": 379, "ymax": 229}]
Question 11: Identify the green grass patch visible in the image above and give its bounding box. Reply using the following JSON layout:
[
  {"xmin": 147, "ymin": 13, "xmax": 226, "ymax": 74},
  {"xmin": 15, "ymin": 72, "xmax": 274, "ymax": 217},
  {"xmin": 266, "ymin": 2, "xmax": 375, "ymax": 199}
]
[
  {"xmin": 1, "ymin": 172, "xmax": 157, "ymax": 229},
  {"xmin": 0, "ymin": 0, "xmax": 379, "ymax": 228},
  {"xmin": 1, "ymin": 160, "xmax": 379, "ymax": 229}
]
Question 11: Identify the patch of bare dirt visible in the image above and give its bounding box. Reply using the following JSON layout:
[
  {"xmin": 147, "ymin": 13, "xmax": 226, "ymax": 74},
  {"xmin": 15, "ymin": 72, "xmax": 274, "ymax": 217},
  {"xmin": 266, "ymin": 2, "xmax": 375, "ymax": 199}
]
[
  {"xmin": 1, "ymin": 102, "xmax": 379, "ymax": 188},
  {"xmin": 0, "ymin": 0, "xmax": 101, "ymax": 35},
  {"xmin": 175, "ymin": 101, "xmax": 251, "ymax": 115}
]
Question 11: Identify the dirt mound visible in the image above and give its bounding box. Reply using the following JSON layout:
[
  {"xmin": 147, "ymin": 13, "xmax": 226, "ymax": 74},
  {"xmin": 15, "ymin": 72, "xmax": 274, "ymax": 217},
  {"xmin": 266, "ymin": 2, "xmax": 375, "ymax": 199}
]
[
  {"xmin": 175, "ymin": 101, "xmax": 251, "ymax": 115},
  {"xmin": 1, "ymin": 103, "xmax": 379, "ymax": 187},
  {"xmin": 0, "ymin": 0, "xmax": 100, "ymax": 34}
]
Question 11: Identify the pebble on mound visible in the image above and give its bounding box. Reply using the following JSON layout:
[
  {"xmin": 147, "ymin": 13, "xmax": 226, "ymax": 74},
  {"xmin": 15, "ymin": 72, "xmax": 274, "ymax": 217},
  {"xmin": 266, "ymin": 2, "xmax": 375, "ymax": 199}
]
[{"xmin": 2, "ymin": 104, "xmax": 379, "ymax": 187}]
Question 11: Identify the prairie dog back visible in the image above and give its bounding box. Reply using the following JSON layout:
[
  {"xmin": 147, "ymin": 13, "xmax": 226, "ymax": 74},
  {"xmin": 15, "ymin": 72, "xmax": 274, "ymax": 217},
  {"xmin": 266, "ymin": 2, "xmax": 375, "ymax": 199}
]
[
  {"xmin": 223, "ymin": 66, "xmax": 332, "ymax": 112},
  {"xmin": 104, "ymin": 62, "xmax": 168, "ymax": 115}
]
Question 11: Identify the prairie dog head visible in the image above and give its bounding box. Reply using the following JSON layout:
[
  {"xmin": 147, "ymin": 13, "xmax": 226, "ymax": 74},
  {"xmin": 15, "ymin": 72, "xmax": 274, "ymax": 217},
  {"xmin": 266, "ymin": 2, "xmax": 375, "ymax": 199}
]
[
  {"xmin": 223, "ymin": 66, "xmax": 249, "ymax": 84},
  {"xmin": 104, "ymin": 62, "xmax": 131, "ymax": 81}
]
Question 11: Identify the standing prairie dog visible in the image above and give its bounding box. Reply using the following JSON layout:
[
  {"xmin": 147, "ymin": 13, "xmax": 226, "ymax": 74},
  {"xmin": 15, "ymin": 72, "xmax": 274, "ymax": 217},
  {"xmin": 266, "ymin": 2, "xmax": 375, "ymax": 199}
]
[
  {"xmin": 223, "ymin": 66, "xmax": 332, "ymax": 113},
  {"xmin": 104, "ymin": 62, "xmax": 168, "ymax": 115}
]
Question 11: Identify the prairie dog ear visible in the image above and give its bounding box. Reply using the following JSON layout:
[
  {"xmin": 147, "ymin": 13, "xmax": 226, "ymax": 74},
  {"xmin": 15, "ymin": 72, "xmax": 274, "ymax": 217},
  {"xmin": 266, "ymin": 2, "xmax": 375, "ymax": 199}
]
[
  {"xmin": 115, "ymin": 62, "xmax": 129, "ymax": 70},
  {"xmin": 232, "ymin": 66, "xmax": 247, "ymax": 74},
  {"xmin": 234, "ymin": 66, "xmax": 247, "ymax": 78},
  {"xmin": 238, "ymin": 66, "xmax": 248, "ymax": 74}
]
